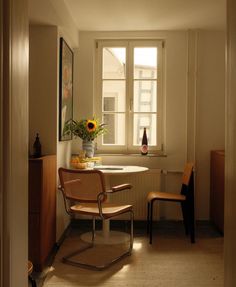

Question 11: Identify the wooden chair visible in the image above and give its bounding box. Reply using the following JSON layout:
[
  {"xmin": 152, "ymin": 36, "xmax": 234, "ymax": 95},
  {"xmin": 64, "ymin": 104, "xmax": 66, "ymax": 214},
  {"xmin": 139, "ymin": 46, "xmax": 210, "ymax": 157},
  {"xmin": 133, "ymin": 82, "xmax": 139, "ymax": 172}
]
[
  {"xmin": 58, "ymin": 167, "xmax": 133, "ymax": 270},
  {"xmin": 147, "ymin": 162, "xmax": 195, "ymax": 244},
  {"xmin": 28, "ymin": 261, "xmax": 37, "ymax": 287}
]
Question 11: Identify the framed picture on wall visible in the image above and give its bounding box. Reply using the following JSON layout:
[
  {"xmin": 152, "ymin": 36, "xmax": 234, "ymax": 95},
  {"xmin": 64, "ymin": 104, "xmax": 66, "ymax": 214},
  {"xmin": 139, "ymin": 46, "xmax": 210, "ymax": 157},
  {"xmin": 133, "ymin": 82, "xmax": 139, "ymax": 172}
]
[{"xmin": 59, "ymin": 37, "xmax": 73, "ymax": 141}]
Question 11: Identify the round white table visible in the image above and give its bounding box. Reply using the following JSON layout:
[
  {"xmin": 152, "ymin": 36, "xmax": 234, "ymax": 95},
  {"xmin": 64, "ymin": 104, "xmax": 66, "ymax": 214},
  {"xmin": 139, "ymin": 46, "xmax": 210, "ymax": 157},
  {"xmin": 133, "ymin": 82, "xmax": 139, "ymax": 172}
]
[
  {"xmin": 81, "ymin": 165, "xmax": 148, "ymax": 244},
  {"xmin": 93, "ymin": 165, "xmax": 148, "ymax": 175}
]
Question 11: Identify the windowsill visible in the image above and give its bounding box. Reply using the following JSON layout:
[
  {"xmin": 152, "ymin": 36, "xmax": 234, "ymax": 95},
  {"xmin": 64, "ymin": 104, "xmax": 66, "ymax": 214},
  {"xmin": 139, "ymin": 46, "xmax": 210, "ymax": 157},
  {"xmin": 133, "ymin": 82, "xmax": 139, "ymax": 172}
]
[{"xmin": 95, "ymin": 153, "xmax": 167, "ymax": 157}]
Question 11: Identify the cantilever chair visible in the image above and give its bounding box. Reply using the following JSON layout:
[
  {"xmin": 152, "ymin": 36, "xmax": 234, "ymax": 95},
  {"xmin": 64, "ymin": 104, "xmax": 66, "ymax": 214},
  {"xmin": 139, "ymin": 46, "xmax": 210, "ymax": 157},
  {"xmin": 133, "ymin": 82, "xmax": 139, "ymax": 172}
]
[
  {"xmin": 147, "ymin": 162, "xmax": 195, "ymax": 244},
  {"xmin": 58, "ymin": 167, "xmax": 133, "ymax": 270}
]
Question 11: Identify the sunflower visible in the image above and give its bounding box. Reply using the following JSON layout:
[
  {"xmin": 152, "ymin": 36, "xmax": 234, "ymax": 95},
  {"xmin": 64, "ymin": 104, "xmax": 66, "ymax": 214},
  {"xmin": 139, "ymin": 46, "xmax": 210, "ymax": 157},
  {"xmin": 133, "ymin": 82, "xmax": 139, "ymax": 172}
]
[
  {"xmin": 86, "ymin": 120, "xmax": 97, "ymax": 132},
  {"xmin": 63, "ymin": 117, "xmax": 107, "ymax": 141}
]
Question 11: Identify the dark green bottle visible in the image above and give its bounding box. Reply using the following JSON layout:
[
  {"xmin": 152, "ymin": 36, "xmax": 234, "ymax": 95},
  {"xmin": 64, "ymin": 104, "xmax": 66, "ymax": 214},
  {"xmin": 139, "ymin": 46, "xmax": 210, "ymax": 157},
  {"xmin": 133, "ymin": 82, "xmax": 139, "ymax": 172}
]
[{"xmin": 33, "ymin": 133, "xmax": 42, "ymax": 158}]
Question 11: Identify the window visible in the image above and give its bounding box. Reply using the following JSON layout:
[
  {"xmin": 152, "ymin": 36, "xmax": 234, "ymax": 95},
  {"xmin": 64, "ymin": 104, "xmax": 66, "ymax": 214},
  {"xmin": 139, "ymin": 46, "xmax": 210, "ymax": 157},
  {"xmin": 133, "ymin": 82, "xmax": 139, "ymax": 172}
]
[{"xmin": 95, "ymin": 40, "xmax": 164, "ymax": 153}]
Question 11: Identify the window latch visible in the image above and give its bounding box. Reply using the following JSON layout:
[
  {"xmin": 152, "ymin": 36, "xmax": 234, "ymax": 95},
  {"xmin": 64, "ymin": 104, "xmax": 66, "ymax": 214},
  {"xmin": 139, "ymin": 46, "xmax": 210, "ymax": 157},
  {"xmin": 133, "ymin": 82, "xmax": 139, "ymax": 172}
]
[{"xmin": 129, "ymin": 99, "xmax": 133, "ymax": 112}]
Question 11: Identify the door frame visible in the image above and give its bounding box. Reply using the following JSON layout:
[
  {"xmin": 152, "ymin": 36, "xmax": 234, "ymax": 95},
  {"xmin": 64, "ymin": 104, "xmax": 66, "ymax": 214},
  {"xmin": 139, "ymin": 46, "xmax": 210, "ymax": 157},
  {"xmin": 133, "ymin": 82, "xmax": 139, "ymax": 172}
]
[
  {"xmin": 0, "ymin": 0, "xmax": 3, "ymax": 284},
  {"xmin": 0, "ymin": 0, "xmax": 28, "ymax": 286}
]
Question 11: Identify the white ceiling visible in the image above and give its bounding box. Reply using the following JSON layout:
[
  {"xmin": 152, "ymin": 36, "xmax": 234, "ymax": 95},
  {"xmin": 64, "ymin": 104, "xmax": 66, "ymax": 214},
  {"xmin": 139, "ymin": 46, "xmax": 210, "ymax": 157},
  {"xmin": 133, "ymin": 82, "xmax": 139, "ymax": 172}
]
[
  {"xmin": 64, "ymin": 0, "xmax": 226, "ymax": 31},
  {"xmin": 29, "ymin": 0, "xmax": 226, "ymax": 32}
]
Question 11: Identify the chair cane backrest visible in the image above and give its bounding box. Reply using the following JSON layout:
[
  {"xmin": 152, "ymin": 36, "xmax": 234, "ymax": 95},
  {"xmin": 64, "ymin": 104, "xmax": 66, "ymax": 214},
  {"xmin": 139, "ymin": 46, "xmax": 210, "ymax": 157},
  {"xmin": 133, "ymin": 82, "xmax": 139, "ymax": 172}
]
[{"xmin": 58, "ymin": 168, "xmax": 106, "ymax": 203}]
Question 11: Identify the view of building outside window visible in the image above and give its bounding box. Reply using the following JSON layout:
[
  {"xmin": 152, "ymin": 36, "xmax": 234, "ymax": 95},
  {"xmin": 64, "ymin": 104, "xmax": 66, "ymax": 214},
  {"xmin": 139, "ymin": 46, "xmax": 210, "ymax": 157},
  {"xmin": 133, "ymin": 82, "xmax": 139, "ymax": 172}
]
[
  {"xmin": 101, "ymin": 45, "xmax": 158, "ymax": 147},
  {"xmin": 133, "ymin": 47, "xmax": 157, "ymax": 146},
  {"xmin": 102, "ymin": 47, "xmax": 126, "ymax": 145}
]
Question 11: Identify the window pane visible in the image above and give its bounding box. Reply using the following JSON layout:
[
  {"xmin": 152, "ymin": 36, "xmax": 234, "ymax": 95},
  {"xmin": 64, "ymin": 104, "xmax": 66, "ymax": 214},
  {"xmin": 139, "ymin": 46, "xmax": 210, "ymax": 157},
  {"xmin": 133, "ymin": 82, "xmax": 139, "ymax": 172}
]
[
  {"xmin": 103, "ymin": 80, "xmax": 126, "ymax": 112},
  {"xmin": 103, "ymin": 113, "xmax": 125, "ymax": 145},
  {"xmin": 133, "ymin": 81, "xmax": 157, "ymax": 112},
  {"xmin": 103, "ymin": 47, "xmax": 126, "ymax": 79},
  {"xmin": 134, "ymin": 48, "xmax": 157, "ymax": 79},
  {"xmin": 133, "ymin": 114, "xmax": 157, "ymax": 146}
]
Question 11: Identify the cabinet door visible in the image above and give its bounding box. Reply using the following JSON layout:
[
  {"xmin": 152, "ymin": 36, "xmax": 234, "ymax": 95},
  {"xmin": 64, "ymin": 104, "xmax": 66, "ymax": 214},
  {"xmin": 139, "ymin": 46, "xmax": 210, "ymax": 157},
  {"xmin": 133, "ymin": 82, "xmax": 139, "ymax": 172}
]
[
  {"xmin": 210, "ymin": 151, "xmax": 224, "ymax": 233},
  {"xmin": 28, "ymin": 161, "xmax": 42, "ymax": 213},
  {"xmin": 28, "ymin": 155, "xmax": 56, "ymax": 271},
  {"xmin": 28, "ymin": 214, "xmax": 41, "ymax": 269},
  {"xmin": 40, "ymin": 156, "xmax": 56, "ymax": 264}
]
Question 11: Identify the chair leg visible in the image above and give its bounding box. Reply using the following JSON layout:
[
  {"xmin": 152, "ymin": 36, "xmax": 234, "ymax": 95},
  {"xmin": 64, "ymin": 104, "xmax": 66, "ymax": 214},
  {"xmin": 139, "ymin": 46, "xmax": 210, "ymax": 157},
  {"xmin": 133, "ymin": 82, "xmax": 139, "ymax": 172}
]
[
  {"xmin": 62, "ymin": 212, "xmax": 134, "ymax": 271},
  {"xmin": 147, "ymin": 202, "xmax": 150, "ymax": 234},
  {"xmin": 92, "ymin": 216, "xmax": 95, "ymax": 245},
  {"xmin": 149, "ymin": 200, "xmax": 154, "ymax": 244},
  {"xmin": 185, "ymin": 199, "xmax": 195, "ymax": 243},
  {"xmin": 189, "ymin": 201, "xmax": 195, "ymax": 243},
  {"xmin": 29, "ymin": 275, "xmax": 37, "ymax": 287},
  {"xmin": 181, "ymin": 201, "xmax": 189, "ymax": 236},
  {"xmin": 129, "ymin": 210, "xmax": 134, "ymax": 252},
  {"xmin": 190, "ymin": 221, "xmax": 195, "ymax": 243}
]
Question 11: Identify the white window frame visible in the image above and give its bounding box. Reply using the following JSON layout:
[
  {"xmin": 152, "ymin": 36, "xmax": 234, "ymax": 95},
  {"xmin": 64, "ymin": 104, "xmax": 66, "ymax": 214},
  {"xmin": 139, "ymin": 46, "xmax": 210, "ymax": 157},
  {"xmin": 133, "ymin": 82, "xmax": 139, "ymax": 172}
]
[{"xmin": 95, "ymin": 39, "xmax": 164, "ymax": 154}]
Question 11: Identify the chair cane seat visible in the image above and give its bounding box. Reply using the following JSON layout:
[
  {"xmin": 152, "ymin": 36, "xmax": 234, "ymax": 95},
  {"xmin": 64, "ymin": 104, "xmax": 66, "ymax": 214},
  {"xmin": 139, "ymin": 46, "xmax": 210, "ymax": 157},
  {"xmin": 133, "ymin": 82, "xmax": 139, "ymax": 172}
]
[
  {"xmin": 71, "ymin": 202, "xmax": 132, "ymax": 218},
  {"xmin": 147, "ymin": 191, "xmax": 186, "ymax": 202}
]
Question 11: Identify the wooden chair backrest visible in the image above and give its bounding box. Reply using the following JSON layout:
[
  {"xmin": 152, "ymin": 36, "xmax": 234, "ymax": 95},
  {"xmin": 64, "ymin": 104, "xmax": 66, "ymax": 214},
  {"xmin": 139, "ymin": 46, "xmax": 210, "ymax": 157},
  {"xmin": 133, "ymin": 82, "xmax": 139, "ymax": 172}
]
[
  {"xmin": 58, "ymin": 168, "xmax": 106, "ymax": 203},
  {"xmin": 180, "ymin": 162, "xmax": 194, "ymax": 197},
  {"xmin": 182, "ymin": 162, "xmax": 194, "ymax": 186}
]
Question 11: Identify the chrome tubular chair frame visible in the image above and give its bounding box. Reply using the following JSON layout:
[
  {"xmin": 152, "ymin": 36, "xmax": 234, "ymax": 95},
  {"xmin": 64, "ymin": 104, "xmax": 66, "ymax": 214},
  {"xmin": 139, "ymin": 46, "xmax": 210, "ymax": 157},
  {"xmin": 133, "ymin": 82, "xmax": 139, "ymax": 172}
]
[
  {"xmin": 58, "ymin": 168, "xmax": 133, "ymax": 271},
  {"xmin": 61, "ymin": 211, "xmax": 134, "ymax": 271}
]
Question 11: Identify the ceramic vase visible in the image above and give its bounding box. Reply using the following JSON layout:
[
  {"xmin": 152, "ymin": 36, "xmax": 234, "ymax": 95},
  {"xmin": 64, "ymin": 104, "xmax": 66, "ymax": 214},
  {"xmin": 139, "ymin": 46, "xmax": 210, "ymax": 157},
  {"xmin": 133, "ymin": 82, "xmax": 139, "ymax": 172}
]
[{"xmin": 82, "ymin": 140, "xmax": 94, "ymax": 158}]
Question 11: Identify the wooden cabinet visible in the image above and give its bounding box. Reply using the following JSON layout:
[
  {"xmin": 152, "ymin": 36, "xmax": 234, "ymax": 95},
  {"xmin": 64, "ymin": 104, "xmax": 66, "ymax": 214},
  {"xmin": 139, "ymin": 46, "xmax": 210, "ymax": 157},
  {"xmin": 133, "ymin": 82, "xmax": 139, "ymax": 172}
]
[
  {"xmin": 210, "ymin": 150, "xmax": 225, "ymax": 234},
  {"xmin": 28, "ymin": 155, "xmax": 56, "ymax": 271}
]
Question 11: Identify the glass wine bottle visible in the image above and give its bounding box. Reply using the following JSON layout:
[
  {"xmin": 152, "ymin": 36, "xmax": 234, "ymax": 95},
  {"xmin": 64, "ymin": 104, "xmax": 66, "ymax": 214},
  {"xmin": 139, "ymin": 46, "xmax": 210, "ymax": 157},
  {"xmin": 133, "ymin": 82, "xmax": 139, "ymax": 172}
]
[
  {"xmin": 33, "ymin": 133, "xmax": 42, "ymax": 158},
  {"xmin": 140, "ymin": 127, "xmax": 148, "ymax": 155}
]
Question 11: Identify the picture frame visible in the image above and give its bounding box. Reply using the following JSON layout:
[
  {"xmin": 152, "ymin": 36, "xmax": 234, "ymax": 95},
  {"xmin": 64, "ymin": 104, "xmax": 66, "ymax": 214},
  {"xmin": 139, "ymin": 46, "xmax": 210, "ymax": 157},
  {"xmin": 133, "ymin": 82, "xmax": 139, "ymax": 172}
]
[{"xmin": 59, "ymin": 37, "xmax": 73, "ymax": 141}]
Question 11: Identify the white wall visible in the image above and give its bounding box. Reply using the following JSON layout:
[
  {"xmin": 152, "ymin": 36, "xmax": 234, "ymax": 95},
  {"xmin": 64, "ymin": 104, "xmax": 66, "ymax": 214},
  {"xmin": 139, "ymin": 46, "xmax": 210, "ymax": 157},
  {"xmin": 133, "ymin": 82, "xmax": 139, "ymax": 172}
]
[
  {"xmin": 29, "ymin": 25, "xmax": 78, "ymax": 240},
  {"xmin": 29, "ymin": 26, "xmax": 58, "ymax": 155},
  {"xmin": 76, "ymin": 30, "xmax": 225, "ymax": 220},
  {"xmin": 76, "ymin": 31, "xmax": 188, "ymax": 168},
  {"xmin": 195, "ymin": 30, "xmax": 225, "ymax": 219},
  {"xmin": 76, "ymin": 30, "xmax": 188, "ymax": 221},
  {"xmin": 56, "ymin": 29, "xmax": 75, "ymax": 239},
  {"xmin": 29, "ymin": 27, "xmax": 225, "ymax": 240},
  {"xmin": 29, "ymin": 0, "xmax": 79, "ymax": 48}
]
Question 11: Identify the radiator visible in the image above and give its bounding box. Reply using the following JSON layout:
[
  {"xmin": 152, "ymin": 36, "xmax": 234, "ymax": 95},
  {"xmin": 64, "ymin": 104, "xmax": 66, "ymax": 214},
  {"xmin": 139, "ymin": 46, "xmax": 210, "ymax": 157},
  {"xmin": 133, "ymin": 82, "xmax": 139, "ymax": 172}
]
[{"xmin": 109, "ymin": 169, "xmax": 162, "ymax": 220}]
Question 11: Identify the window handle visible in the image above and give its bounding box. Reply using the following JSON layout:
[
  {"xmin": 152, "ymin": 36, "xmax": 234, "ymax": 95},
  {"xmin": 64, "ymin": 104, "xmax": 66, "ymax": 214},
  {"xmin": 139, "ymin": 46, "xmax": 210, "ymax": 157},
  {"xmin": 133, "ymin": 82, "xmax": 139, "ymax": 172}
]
[{"xmin": 129, "ymin": 99, "xmax": 133, "ymax": 112}]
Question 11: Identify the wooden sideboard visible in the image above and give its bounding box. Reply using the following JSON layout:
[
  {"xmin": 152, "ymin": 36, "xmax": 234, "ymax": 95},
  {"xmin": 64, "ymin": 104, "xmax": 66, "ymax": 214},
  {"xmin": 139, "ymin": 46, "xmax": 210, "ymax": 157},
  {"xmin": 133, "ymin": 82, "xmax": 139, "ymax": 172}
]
[
  {"xmin": 210, "ymin": 150, "xmax": 225, "ymax": 234},
  {"xmin": 28, "ymin": 155, "xmax": 56, "ymax": 271}
]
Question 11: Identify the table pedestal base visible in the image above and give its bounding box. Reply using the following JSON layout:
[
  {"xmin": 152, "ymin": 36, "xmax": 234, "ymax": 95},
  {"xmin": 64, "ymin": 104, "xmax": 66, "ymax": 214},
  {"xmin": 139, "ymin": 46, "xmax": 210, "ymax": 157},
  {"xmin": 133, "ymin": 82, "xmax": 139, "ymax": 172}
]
[{"xmin": 80, "ymin": 230, "xmax": 130, "ymax": 245}]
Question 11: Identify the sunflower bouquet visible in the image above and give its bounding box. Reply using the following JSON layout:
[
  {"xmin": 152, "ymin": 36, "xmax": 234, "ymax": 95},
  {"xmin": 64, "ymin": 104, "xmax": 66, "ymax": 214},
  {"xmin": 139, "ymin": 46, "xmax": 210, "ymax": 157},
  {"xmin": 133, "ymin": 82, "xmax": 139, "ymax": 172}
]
[{"xmin": 63, "ymin": 117, "xmax": 107, "ymax": 141}]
